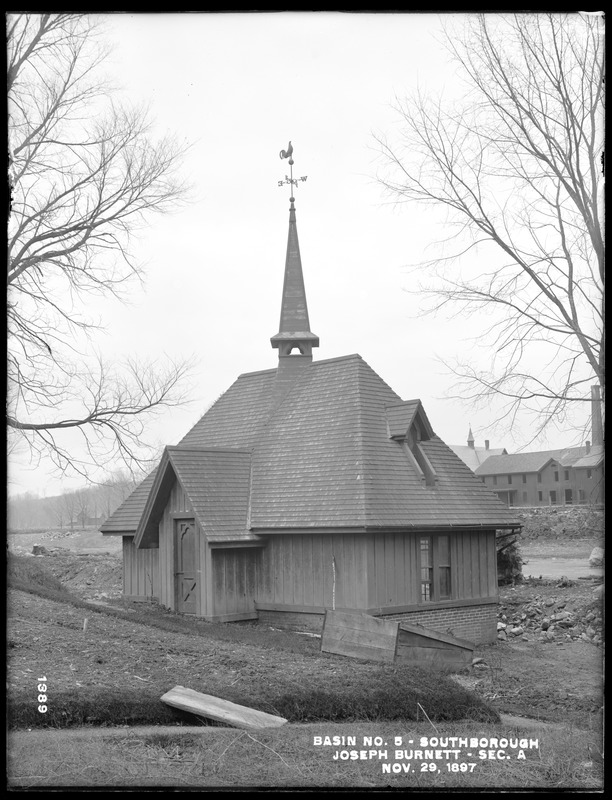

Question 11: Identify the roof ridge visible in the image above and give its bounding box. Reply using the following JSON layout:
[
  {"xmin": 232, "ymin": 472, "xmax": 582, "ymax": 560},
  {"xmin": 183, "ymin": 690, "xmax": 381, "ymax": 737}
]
[
  {"xmin": 236, "ymin": 366, "xmax": 278, "ymax": 378},
  {"xmin": 167, "ymin": 445, "xmax": 252, "ymax": 454},
  {"xmin": 309, "ymin": 353, "xmax": 364, "ymax": 367}
]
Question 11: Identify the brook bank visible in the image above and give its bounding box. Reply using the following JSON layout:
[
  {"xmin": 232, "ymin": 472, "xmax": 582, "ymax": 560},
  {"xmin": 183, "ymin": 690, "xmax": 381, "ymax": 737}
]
[{"xmin": 101, "ymin": 155, "xmax": 521, "ymax": 644}]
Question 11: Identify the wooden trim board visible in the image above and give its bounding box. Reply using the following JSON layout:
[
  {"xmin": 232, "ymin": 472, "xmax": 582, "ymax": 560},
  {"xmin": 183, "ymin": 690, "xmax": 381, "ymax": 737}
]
[{"xmin": 160, "ymin": 686, "xmax": 287, "ymax": 730}]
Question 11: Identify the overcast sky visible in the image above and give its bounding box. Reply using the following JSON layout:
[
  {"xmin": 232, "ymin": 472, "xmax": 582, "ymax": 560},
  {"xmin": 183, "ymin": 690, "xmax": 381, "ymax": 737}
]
[{"xmin": 8, "ymin": 11, "xmax": 594, "ymax": 497}]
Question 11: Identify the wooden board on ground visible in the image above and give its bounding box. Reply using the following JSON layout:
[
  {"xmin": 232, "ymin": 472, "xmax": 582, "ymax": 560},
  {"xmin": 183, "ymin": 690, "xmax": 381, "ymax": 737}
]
[
  {"xmin": 160, "ymin": 685, "xmax": 287, "ymax": 730},
  {"xmin": 396, "ymin": 622, "xmax": 474, "ymax": 669},
  {"xmin": 321, "ymin": 610, "xmax": 475, "ymax": 670},
  {"xmin": 321, "ymin": 610, "xmax": 399, "ymax": 662}
]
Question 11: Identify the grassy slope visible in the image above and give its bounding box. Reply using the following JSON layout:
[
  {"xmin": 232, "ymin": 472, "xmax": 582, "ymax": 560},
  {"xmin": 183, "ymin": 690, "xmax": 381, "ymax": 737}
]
[{"xmin": 8, "ymin": 554, "xmax": 498, "ymax": 731}]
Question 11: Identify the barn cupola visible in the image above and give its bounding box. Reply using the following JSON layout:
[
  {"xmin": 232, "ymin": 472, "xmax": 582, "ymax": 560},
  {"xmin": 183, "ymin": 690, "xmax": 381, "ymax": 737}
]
[{"xmin": 271, "ymin": 144, "xmax": 319, "ymax": 368}]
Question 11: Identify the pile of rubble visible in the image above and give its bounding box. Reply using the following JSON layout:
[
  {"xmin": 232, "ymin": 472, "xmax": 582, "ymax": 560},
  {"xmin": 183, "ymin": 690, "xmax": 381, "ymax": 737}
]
[
  {"xmin": 518, "ymin": 506, "xmax": 604, "ymax": 542},
  {"xmin": 497, "ymin": 583, "xmax": 604, "ymax": 647}
]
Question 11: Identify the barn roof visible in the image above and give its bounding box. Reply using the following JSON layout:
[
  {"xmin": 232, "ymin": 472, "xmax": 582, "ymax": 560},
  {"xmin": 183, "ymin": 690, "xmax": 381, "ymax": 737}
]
[
  {"xmin": 572, "ymin": 445, "xmax": 604, "ymax": 469},
  {"xmin": 449, "ymin": 444, "xmax": 507, "ymax": 472},
  {"xmin": 475, "ymin": 446, "xmax": 589, "ymax": 476}
]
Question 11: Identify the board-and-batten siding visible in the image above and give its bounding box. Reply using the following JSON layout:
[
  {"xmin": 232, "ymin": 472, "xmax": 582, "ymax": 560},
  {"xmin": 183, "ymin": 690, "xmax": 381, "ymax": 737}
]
[
  {"xmin": 211, "ymin": 549, "xmax": 259, "ymax": 618},
  {"xmin": 257, "ymin": 533, "xmax": 368, "ymax": 610},
  {"xmin": 255, "ymin": 530, "xmax": 497, "ymax": 614},
  {"xmin": 453, "ymin": 530, "xmax": 497, "ymax": 600},
  {"xmin": 123, "ymin": 537, "xmax": 160, "ymax": 599},
  {"xmin": 366, "ymin": 532, "xmax": 420, "ymax": 609},
  {"xmin": 367, "ymin": 529, "xmax": 497, "ymax": 610}
]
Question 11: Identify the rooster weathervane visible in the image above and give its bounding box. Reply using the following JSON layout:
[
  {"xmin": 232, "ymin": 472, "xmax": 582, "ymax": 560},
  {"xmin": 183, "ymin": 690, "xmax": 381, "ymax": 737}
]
[{"xmin": 278, "ymin": 141, "xmax": 307, "ymax": 200}]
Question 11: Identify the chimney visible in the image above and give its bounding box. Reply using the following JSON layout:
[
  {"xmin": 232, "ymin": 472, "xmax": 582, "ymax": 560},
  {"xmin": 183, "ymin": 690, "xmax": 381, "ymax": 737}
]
[
  {"xmin": 591, "ymin": 385, "xmax": 603, "ymax": 447},
  {"xmin": 485, "ymin": 440, "xmax": 490, "ymax": 450},
  {"xmin": 586, "ymin": 440, "xmax": 591, "ymax": 454}
]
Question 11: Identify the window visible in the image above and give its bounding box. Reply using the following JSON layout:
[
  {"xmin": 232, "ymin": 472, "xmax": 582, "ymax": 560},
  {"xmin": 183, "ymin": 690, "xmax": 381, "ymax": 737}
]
[
  {"xmin": 493, "ymin": 476, "xmax": 497, "ymax": 486},
  {"xmin": 537, "ymin": 473, "xmax": 542, "ymax": 483},
  {"xmin": 420, "ymin": 538, "xmax": 432, "ymax": 601},
  {"xmin": 550, "ymin": 491, "xmax": 557, "ymax": 505},
  {"xmin": 554, "ymin": 471, "xmax": 559, "ymax": 482},
  {"xmin": 420, "ymin": 536, "xmax": 451, "ymax": 602},
  {"xmin": 587, "ymin": 469, "xmax": 592, "ymax": 479},
  {"xmin": 508, "ymin": 475, "xmax": 513, "ymax": 485},
  {"xmin": 438, "ymin": 535, "xmax": 451, "ymax": 600},
  {"xmin": 538, "ymin": 491, "xmax": 543, "ymax": 502},
  {"xmin": 564, "ymin": 470, "xmax": 570, "ymax": 481},
  {"xmin": 522, "ymin": 474, "xmax": 527, "ymax": 484},
  {"xmin": 579, "ymin": 489, "xmax": 586, "ymax": 504}
]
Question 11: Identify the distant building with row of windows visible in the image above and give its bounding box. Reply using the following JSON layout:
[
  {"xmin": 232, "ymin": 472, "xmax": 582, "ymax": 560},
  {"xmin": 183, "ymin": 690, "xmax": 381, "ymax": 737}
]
[{"xmin": 449, "ymin": 386, "xmax": 604, "ymax": 507}]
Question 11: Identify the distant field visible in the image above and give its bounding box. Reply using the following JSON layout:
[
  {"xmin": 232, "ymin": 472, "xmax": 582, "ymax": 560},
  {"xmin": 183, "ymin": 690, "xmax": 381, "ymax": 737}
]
[{"xmin": 7, "ymin": 527, "xmax": 122, "ymax": 554}]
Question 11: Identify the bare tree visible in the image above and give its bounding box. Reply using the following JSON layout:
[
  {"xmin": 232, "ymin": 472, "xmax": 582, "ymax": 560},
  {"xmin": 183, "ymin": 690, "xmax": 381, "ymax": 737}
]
[
  {"xmin": 75, "ymin": 489, "xmax": 90, "ymax": 529},
  {"xmin": 51, "ymin": 495, "xmax": 65, "ymax": 529},
  {"xmin": 7, "ymin": 13, "xmax": 193, "ymax": 480},
  {"xmin": 375, "ymin": 13, "xmax": 604, "ymax": 441},
  {"xmin": 62, "ymin": 491, "xmax": 78, "ymax": 532},
  {"xmin": 99, "ymin": 468, "xmax": 139, "ymax": 518}
]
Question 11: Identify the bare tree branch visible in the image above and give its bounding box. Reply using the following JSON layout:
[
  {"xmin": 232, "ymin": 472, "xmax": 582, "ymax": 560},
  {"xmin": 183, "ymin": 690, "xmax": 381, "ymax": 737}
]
[
  {"xmin": 7, "ymin": 13, "xmax": 195, "ymax": 480},
  {"xmin": 375, "ymin": 13, "xmax": 604, "ymax": 438}
]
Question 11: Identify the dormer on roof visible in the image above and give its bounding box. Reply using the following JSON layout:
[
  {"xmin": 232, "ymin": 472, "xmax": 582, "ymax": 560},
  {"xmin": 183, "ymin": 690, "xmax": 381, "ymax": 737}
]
[{"xmin": 385, "ymin": 400, "xmax": 437, "ymax": 487}]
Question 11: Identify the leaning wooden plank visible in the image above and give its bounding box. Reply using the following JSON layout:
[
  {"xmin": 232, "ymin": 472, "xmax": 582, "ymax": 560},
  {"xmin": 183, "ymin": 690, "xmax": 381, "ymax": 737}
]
[
  {"xmin": 325, "ymin": 610, "xmax": 398, "ymax": 635},
  {"xmin": 321, "ymin": 610, "xmax": 399, "ymax": 662},
  {"xmin": 160, "ymin": 686, "xmax": 287, "ymax": 730},
  {"xmin": 398, "ymin": 622, "xmax": 474, "ymax": 650},
  {"xmin": 322, "ymin": 637, "xmax": 397, "ymax": 662},
  {"xmin": 323, "ymin": 623, "xmax": 400, "ymax": 650},
  {"xmin": 399, "ymin": 631, "xmax": 464, "ymax": 650},
  {"xmin": 396, "ymin": 644, "xmax": 473, "ymax": 669}
]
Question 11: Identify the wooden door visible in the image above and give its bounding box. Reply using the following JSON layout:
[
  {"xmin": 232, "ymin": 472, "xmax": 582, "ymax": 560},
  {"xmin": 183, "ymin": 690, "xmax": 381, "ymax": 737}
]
[{"xmin": 175, "ymin": 519, "xmax": 197, "ymax": 614}]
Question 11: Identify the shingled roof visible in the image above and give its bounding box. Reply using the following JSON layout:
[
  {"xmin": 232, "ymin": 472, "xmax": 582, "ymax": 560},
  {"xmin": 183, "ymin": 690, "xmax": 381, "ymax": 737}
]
[
  {"xmin": 101, "ymin": 192, "xmax": 520, "ymax": 541},
  {"xmin": 102, "ymin": 354, "xmax": 520, "ymax": 537},
  {"xmin": 449, "ymin": 444, "xmax": 507, "ymax": 472},
  {"xmin": 475, "ymin": 446, "xmax": 588, "ymax": 477}
]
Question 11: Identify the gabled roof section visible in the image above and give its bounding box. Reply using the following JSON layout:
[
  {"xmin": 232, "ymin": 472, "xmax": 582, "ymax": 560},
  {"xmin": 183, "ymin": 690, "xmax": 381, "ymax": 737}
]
[
  {"xmin": 476, "ymin": 446, "xmax": 588, "ymax": 476},
  {"xmin": 449, "ymin": 445, "xmax": 507, "ymax": 472},
  {"xmin": 100, "ymin": 469, "xmax": 158, "ymax": 534},
  {"xmin": 135, "ymin": 447, "xmax": 254, "ymax": 548},
  {"xmin": 573, "ymin": 445, "xmax": 604, "ymax": 469},
  {"xmin": 385, "ymin": 400, "xmax": 435, "ymax": 441},
  {"xmin": 101, "ymin": 369, "xmax": 278, "ymax": 536}
]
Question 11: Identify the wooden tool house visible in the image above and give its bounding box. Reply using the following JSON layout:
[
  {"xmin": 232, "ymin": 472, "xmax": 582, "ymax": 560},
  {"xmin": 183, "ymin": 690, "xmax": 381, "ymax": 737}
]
[{"xmin": 101, "ymin": 191, "xmax": 521, "ymax": 643}]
